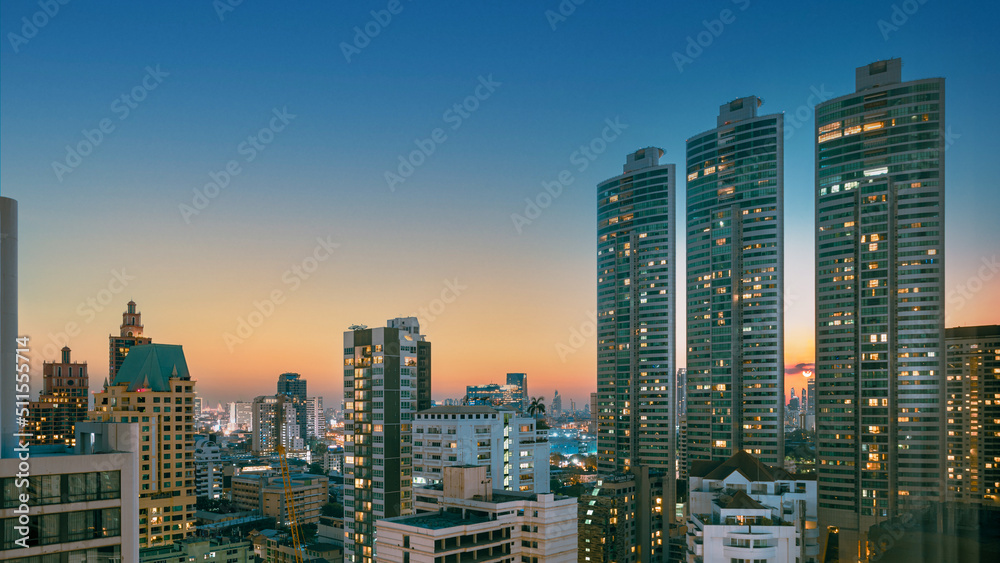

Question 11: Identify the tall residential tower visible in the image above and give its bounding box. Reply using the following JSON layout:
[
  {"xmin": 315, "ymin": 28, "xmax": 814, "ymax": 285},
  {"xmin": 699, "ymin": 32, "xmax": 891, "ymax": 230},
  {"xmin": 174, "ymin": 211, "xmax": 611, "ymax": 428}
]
[
  {"xmin": 685, "ymin": 95, "xmax": 785, "ymax": 466},
  {"xmin": 592, "ymin": 147, "xmax": 677, "ymax": 563},
  {"xmin": 343, "ymin": 317, "xmax": 430, "ymax": 563},
  {"xmin": 814, "ymin": 59, "xmax": 945, "ymax": 559}
]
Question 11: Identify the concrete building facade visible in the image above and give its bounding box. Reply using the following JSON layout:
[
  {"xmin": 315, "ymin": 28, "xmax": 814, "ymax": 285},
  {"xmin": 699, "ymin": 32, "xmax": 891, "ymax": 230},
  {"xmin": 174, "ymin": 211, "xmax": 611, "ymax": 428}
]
[
  {"xmin": 377, "ymin": 466, "xmax": 577, "ymax": 563},
  {"xmin": 89, "ymin": 343, "xmax": 197, "ymax": 547},
  {"xmin": 343, "ymin": 318, "xmax": 429, "ymax": 563},
  {"xmin": 412, "ymin": 405, "xmax": 550, "ymax": 494}
]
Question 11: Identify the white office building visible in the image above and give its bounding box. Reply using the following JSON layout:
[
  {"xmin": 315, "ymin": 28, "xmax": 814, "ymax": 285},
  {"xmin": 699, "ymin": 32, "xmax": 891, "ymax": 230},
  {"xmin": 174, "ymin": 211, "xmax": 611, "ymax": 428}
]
[
  {"xmin": 412, "ymin": 406, "xmax": 549, "ymax": 495},
  {"xmin": 306, "ymin": 396, "xmax": 325, "ymax": 439},
  {"xmin": 377, "ymin": 465, "xmax": 577, "ymax": 563},
  {"xmin": 194, "ymin": 436, "xmax": 223, "ymax": 499}
]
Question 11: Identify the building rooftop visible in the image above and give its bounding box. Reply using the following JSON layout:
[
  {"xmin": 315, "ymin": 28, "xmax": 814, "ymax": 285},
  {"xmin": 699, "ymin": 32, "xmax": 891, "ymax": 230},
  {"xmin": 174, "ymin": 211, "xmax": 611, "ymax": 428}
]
[
  {"xmin": 723, "ymin": 490, "xmax": 768, "ymax": 510},
  {"xmin": 946, "ymin": 325, "xmax": 1000, "ymax": 339},
  {"xmin": 417, "ymin": 405, "xmax": 498, "ymax": 415},
  {"xmin": 384, "ymin": 510, "xmax": 493, "ymax": 530},
  {"xmin": 112, "ymin": 343, "xmax": 190, "ymax": 391},
  {"xmin": 691, "ymin": 450, "xmax": 803, "ymax": 482}
]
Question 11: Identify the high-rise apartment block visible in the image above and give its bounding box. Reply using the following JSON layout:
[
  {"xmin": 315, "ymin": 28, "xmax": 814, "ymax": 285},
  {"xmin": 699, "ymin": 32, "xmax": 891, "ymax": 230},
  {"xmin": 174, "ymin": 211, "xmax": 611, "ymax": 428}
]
[
  {"xmin": 507, "ymin": 372, "xmax": 528, "ymax": 411},
  {"xmin": 814, "ymin": 59, "xmax": 946, "ymax": 555},
  {"xmin": 252, "ymin": 394, "xmax": 303, "ymax": 453},
  {"xmin": 26, "ymin": 346, "xmax": 89, "ymax": 446},
  {"xmin": 686, "ymin": 95, "xmax": 785, "ymax": 466},
  {"xmin": 945, "ymin": 325, "xmax": 1000, "ymax": 505},
  {"xmin": 596, "ymin": 146, "xmax": 676, "ymax": 475},
  {"xmin": 306, "ymin": 396, "xmax": 325, "ymax": 439},
  {"xmin": 343, "ymin": 317, "xmax": 430, "ymax": 563},
  {"xmin": 89, "ymin": 343, "xmax": 197, "ymax": 547},
  {"xmin": 109, "ymin": 300, "xmax": 151, "ymax": 379},
  {"xmin": 194, "ymin": 435, "xmax": 223, "ymax": 499},
  {"xmin": 277, "ymin": 372, "xmax": 308, "ymax": 441},
  {"xmin": 411, "ymin": 405, "xmax": 549, "ymax": 495},
  {"xmin": 591, "ymin": 147, "xmax": 677, "ymax": 563},
  {"xmin": 229, "ymin": 401, "xmax": 253, "ymax": 431}
]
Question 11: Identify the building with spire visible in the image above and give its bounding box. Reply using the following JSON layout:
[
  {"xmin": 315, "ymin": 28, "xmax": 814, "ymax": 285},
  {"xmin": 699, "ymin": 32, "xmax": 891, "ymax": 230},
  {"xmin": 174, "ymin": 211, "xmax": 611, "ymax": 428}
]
[
  {"xmin": 90, "ymin": 343, "xmax": 197, "ymax": 547},
  {"xmin": 109, "ymin": 300, "xmax": 151, "ymax": 379},
  {"xmin": 26, "ymin": 346, "xmax": 89, "ymax": 446}
]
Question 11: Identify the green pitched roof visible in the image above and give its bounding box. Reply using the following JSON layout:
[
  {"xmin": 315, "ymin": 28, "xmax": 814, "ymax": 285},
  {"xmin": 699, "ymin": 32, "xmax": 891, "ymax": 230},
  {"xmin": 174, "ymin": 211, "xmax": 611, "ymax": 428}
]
[{"xmin": 113, "ymin": 343, "xmax": 190, "ymax": 392}]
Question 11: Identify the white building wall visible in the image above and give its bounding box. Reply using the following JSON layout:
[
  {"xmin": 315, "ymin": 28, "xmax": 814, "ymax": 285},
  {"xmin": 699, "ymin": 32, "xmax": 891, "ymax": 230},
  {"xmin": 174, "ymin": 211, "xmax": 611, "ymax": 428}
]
[{"xmin": 412, "ymin": 408, "xmax": 549, "ymax": 493}]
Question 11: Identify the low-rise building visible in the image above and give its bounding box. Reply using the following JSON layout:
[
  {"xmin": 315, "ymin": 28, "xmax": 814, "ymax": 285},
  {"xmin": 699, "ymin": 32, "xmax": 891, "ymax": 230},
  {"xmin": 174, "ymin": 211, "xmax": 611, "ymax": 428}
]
[
  {"xmin": 139, "ymin": 536, "xmax": 253, "ymax": 563},
  {"xmin": 250, "ymin": 529, "xmax": 343, "ymax": 563},
  {"xmin": 413, "ymin": 406, "xmax": 549, "ymax": 494},
  {"xmin": 231, "ymin": 472, "xmax": 328, "ymax": 525},
  {"xmin": 377, "ymin": 465, "xmax": 577, "ymax": 563},
  {"xmin": 686, "ymin": 451, "xmax": 819, "ymax": 563}
]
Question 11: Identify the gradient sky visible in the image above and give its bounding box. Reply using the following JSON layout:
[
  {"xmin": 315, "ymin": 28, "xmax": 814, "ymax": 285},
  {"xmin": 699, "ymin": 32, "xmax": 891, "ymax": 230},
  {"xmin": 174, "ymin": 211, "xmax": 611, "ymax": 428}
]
[{"xmin": 2, "ymin": 1, "xmax": 998, "ymax": 409}]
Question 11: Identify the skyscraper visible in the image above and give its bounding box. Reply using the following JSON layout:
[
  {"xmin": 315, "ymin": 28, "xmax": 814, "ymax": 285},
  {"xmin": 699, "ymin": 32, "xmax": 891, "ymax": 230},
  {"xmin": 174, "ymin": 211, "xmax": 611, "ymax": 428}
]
[
  {"xmin": 306, "ymin": 396, "xmax": 324, "ymax": 439},
  {"xmin": 252, "ymin": 394, "xmax": 303, "ymax": 453},
  {"xmin": 506, "ymin": 372, "xmax": 528, "ymax": 411},
  {"xmin": 591, "ymin": 147, "xmax": 676, "ymax": 563},
  {"xmin": 26, "ymin": 346, "xmax": 89, "ymax": 446},
  {"xmin": 109, "ymin": 300, "xmax": 151, "ymax": 379},
  {"xmin": 596, "ymin": 146, "xmax": 676, "ymax": 475},
  {"xmin": 686, "ymin": 95, "xmax": 785, "ymax": 466},
  {"xmin": 814, "ymin": 59, "xmax": 945, "ymax": 558},
  {"xmin": 90, "ymin": 343, "xmax": 197, "ymax": 547},
  {"xmin": 344, "ymin": 317, "xmax": 428, "ymax": 563},
  {"xmin": 944, "ymin": 325, "xmax": 1000, "ymax": 505},
  {"xmin": 277, "ymin": 372, "xmax": 308, "ymax": 440}
]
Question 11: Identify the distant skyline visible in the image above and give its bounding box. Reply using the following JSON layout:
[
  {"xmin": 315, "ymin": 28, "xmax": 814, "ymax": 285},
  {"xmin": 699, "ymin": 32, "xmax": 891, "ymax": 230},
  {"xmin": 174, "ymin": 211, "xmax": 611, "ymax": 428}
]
[{"xmin": 2, "ymin": 1, "xmax": 998, "ymax": 408}]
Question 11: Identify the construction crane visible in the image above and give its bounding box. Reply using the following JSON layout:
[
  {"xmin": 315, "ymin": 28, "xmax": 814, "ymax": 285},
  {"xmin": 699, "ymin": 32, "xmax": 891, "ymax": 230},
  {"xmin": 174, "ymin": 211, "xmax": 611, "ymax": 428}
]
[{"xmin": 276, "ymin": 444, "xmax": 305, "ymax": 563}]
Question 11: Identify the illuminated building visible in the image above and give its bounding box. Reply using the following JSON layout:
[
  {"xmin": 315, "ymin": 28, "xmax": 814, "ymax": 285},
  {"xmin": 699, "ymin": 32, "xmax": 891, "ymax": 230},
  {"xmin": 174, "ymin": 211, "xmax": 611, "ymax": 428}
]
[
  {"xmin": 945, "ymin": 325, "xmax": 1000, "ymax": 505},
  {"xmin": 686, "ymin": 95, "xmax": 785, "ymax": 466},
  {"xmin": 343, "ymin": 317, "xmax": 429, "ymax": 563},
  {"xmin": 109, "ymin": 300, "xmax": 151, "ymax": 379},
  {"xmin": 814, "ymin": 59, "xmax": 946, "ymax": 560},
  {"xmin": 89, "ymin": 343, "xmax": 197, "ymax": 547},
  {"xmin": 26, "ymin": 346, "xmax": 89, "ymax": 446},
  {"xmin": 410, "ymin": 405, "xmax": 549, "ymax": 495}
]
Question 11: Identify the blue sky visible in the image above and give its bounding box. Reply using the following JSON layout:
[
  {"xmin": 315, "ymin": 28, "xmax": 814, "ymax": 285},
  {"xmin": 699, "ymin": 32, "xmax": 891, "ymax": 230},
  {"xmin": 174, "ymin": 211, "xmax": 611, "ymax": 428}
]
[{"xmin": 1, "ymin": 0, "xmax": 998, "ymax": 406}]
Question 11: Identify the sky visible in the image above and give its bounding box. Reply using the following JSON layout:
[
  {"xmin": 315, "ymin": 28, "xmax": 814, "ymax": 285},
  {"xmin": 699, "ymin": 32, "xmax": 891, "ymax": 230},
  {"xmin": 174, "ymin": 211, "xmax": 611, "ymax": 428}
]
[{"xmin": 1, "ymin": 0, "xmax": 998, "ymax": 409}]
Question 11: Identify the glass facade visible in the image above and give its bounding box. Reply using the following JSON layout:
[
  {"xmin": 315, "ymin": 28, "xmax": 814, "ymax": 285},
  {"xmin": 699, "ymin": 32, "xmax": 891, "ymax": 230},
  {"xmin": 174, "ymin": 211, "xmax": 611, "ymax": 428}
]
[
  {"xmin": 596, "ymin": 147, "xmax": 676, "ymax": 475},
  {"xmin": 686, "ymin": 97, "xmax": 785, "ymax": 467},
  {"xmin": 815, "ymin": 60, "xmax": 945, "ymax": 554}
]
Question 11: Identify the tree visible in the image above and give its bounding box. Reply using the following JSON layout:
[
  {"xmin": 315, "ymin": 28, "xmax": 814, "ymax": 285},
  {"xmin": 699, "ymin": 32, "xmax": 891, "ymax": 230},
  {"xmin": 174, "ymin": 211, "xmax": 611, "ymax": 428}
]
[
  {"xmin": 307, "ymin": 461, "xmax": 325, "ymax": 476},
  {"xmin": 527, "ymin": 396, "xmax": 546, "ymax": 419}
]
